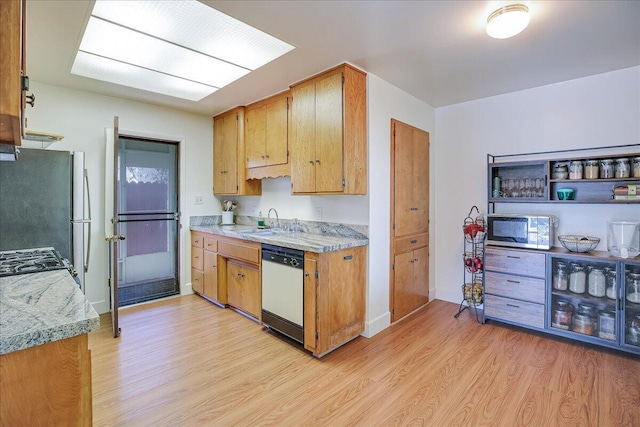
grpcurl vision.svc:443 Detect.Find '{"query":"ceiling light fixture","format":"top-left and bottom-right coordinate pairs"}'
top-left (71, 0), bottom-right (294, 101)
top-left (486, 4), bottom-right (530, 39)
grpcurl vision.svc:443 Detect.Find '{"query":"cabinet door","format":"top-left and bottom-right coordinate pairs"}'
top-left (192, 268), bottom-right (204, 294)
top-left (393, 121), bottom-right (429, 237)
top-left (203, 251), bottom-right (218, 301)
top-left (213, 113), bottom-right (238, 194)
top-left (290, 82), bottom-right (316, 193)
top-left (315, 247), bottom-right (366, 354)
top-left (314, 71), bottom-right (344, 192)
top-left (392, 249), bottom-right (429, 321)
top-left (227, 261), bottom-right (260, 318)
top-left (0, 0), bottom-right (23, 145)
top-left (245, 105), bottom-right (267, 168)
top-left (265, 96), bottom-right (288, 166)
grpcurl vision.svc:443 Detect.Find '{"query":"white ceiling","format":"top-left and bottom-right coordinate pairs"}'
top-left (26, 1), bottom-right (640, 117)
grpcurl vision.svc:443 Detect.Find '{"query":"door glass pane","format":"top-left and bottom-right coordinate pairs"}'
top-left (116, 138), bottom-right (179, 306)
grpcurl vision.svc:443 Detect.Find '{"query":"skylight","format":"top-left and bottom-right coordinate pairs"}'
top-left (71, 0), bottom-right (295, 101)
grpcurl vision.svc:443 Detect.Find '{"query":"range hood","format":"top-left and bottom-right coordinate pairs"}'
top-left (23, 129), bottom-right (64, 143)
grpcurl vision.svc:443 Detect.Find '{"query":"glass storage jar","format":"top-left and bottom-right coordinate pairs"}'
top-left (569, 264), bottom-right (586, 294)
top-left (584, 160), bottom-right (599, 179)
top-left (552, 300), bottom-right (573, 330)
top-left (633, 157), bottom-right (640, 178)
top-left (598, 311), bottom-right (616, 341)
top-left (600, 159), bottom-right (614, 178)
top-left (627, 314), bottom-right (640, 346)
top-left (588, 268), bottom-right (606, 297)
top-left (553, 261), bottom-right (568, 291)
top-left (572, 312), bottom-right (595, 336)
top-left (605, 269), bottom-right (617, 299)
top-left (569, 160), bottom-right (583, 180)
top-left (553, 164), bottom-right (569, 180)
top-left (615, 158), bottom-right (630, 178)
top-left (627, 272), bottom-right (640, 304)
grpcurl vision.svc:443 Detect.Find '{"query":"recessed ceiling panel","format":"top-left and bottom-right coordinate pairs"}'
top-left (91, 0), bottom-right (295, 70)
top-left (71, 51), bottom-right (217, 101)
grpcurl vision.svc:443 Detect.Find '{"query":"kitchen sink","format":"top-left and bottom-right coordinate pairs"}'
top-left (235, 228), bottom-right (277, 236)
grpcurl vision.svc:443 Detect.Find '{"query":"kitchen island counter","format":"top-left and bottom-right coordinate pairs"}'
top-left (0, 269), bottom-right (100, 355)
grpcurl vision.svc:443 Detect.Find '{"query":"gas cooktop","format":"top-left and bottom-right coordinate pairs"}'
top-left (0, 248), bottom-right (75, 278)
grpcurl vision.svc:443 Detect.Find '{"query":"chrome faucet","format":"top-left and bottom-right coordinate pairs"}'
top-left (267, 208), bottom-right (280, 229)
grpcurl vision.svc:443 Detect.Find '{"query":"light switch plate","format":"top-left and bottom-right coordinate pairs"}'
top-left (194, 195), bottom-right (203, 205)
top-left (315, 206), bottom-right (323, 220)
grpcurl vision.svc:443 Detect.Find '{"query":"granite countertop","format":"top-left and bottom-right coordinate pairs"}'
top-left (0, 270), bottom-right (100, 355)
top-left (190, 216), bottom-right (369, 253)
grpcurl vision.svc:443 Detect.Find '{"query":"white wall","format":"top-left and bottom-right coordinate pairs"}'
top-left (366, 74), bottom-right (435, 336)
top-left (434, 66), bottom-right (640, 303)
top-left (25, 81), bottom-right (214, 313)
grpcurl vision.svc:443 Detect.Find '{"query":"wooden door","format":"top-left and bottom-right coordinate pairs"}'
top-left (390, 119), bottom-right (430, 323)
top-left (265, 96), bottom-right (288, 166)
top-left (213, 112), bottom-right (238, 194)
top-left (314, 71), bottom-right (344, 192)
top-left (290, 82), bottom-right (316, 193)
top-left (245, 105), bottom-right (267, 168)
top-left (203, 251), bottom-right (218, 301)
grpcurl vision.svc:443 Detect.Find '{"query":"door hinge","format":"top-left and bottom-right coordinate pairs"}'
top-left (342, 179), bottom-right (346, 187)
top-left (342, 74), bottom-right (345, 84)
top-left (287, 101), bottom-right (290, 110)
top-left (393, 223), bottom-right (396, 229)
top-left (315, 270), bottom-right (318, 278)
top-left (236, 185), bottom-right (239, 191)
top-left (393, 129), bottom-right (396, 137)
top-left (392, 263), bottom-right (395, 270)
top-left (392, 309), bottom-right (395, 315)
top-left (236, 114), bottom-right (238, 121)
top-left (315, 332), bottom-right (319, 340)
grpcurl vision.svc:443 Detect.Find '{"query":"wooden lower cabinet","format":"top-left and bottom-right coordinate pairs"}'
top-left (191, 232), bottom-right (222, 304)
top-left (303, 246), bottom-right (366, 356)
top-left (0, 334), bottom-right (92, 426)
top-left (226, 260), bottom-right (260, 319)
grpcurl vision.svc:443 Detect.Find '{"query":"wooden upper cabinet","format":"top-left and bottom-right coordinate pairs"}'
top-left (0, 0), bottom-right (24, 146)
top-left (290, 64), bottom-right (367, 195)
top-left (393, 120), bottom-right (429, 237)
top-left (213, 107), bottom-right (261, 196)
top-left (245, 91), bottom-right (290, 179)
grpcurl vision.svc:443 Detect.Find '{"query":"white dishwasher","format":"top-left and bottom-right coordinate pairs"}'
top-left (261, 244), bottom-right (305, 343)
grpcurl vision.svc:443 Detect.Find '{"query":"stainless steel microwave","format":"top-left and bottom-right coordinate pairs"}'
top-left (486, 214), bottom-right (555, 250)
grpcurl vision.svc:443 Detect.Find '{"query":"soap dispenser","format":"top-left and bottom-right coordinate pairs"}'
top-left (258, 211), bottom-right (265, 227)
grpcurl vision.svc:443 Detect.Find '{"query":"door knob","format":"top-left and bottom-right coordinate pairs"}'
top-left (105, 234), bottom-right (126, 242)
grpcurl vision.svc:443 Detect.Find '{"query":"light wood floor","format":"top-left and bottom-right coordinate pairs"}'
top-left (89, 296), bottom-right (640, 426)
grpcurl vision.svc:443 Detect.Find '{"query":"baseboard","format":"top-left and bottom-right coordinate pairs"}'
top-left (362, 311), bottom-right (390, 338)
top-left (90, 299), bottom-right (108, 315)
top-left (181, 283), bottom-right (194, 296)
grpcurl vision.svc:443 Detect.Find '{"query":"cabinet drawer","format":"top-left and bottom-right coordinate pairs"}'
top-left (204, 236), bottom-right (218, 252)
top-left (485, 247), bottom-right (545, 278)
top-left (485, 295), bottom-right (545, 329)
top-left (218, 240), bottom-right (260, 265)
top-left (191, 233), bottom-right (204, 248)
top-left (191, 247), bottom-right (204, 271)
top-left (395, 232), bottom-right (428, 254)
top-left (192, 268), bottom-right (203, 294)
top-left (484, 271), bottom-right (545, 304)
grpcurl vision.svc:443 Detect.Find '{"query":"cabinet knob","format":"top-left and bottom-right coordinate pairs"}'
top-left (309, 160), bottom-right (314, 164)
top-left (315, 159), bottom-right (320, 163)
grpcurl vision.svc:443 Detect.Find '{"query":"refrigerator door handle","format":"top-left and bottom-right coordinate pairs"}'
top-left (84, 170), bottom-right (92, 273)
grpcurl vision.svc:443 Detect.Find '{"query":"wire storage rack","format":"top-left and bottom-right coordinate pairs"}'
top-left (454, 205), bottom-right (485, 323)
